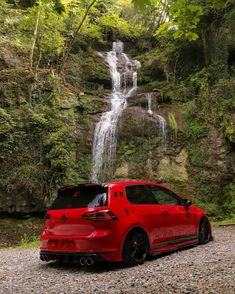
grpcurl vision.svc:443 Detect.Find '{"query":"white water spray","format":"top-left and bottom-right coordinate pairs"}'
top-left (91, 42), bottom-right (141, 182)
top-left (147, 93), bottom-right (153, 115)
top-left (156, 114), bottom-right (167, 147)
top-left (147, 92), bottom-right (167, 147)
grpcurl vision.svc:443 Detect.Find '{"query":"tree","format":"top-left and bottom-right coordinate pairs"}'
top-left (29, 0), bottom-right (41, 70)
top-left (133, 0), bottom-right (232, 42)
top-left (21, 0), bottom-right (65, 71)
top-left (59, 0), bottom-right (99, 73)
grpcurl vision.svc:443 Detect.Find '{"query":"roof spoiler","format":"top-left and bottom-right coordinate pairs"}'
top-left (58, 183), bottom-right (102, 192)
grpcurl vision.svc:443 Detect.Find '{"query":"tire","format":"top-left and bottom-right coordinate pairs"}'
top-left (122, 228), bottom-right (149, 266)
top-left (198, 217), bottom-right (211, 244)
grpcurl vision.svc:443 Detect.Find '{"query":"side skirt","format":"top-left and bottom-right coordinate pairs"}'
top-left (151, 235), bottom-right (198, 256)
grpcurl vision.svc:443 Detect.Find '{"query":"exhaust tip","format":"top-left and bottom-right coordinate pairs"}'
top-left (86, 257), bottom-right (94, 266)
top-left (79, 256), bottom-right (95, 266)
top-left (42, 254), bottom-right (51, 262)
top-left (79, 257), bottom-right (86, 266)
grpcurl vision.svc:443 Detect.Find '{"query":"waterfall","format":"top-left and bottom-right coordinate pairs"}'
top-left (156, 114), bottom-right (167, 147)
top-left (147, 92), bottom-right (167, 147)
top-left (91, 42), bottom-right (141, 182)
top-left (147, 93), bottom-right (153, 115)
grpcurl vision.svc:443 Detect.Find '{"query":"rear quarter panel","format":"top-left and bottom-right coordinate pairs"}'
top-left (108, 184), bottom-right (152, 249)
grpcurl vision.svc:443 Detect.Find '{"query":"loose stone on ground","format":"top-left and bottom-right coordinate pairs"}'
top-left (0, 227), bottom-right (234, 294)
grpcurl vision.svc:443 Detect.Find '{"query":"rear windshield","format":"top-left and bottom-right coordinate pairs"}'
top-left (51, 185), bottom-right (108, 209)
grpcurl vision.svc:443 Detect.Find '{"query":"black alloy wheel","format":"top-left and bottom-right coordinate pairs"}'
top-left (122, 229), bottom-right (149, 266)
top-left (198, 217), bottom-right (211, 244)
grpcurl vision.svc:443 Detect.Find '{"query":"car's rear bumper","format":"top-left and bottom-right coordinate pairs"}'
top-left (40, 232), bottom-right (122, 262)
top-left (40, 250), bottom-right (106, 264)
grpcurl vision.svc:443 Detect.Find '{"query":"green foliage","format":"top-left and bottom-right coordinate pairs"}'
top-left (75, 153), bottom-right (93, 181)
top-left (0, 72), bottom-right (76, 205)
top-left (188, 143), bottom-right (207, 167)
top-left (0, 108), bottom-right (16, 160)
top-left (193, 176), bottom-right (215, 200)
top-left (0, 0), bottom-right (18, 34)
top-left (0, 0), bottom-right (11, 30)
top-left (131, 0), bottom-right (165, 35)
top-left (219, 182), bottom-right (235, 217)
top-left (208, 78), bottom-right (235, 115)
top-left (118, 138), bottom-right (149, 167)
top-left (207, 0), bottom-right (229, 10)
top-left (24, 84), bottom-right (74, 186)
top-left (94, 0), bottom-right (146, 38)
top-left (19, 1), bottom-right (65, 66)
top-left (168, 0), bottom-right (203, 41)
top-left (6, 164), bottom-right (43, 194)
top-left (184, 101), bottom-right (208, 139)
top-left (135, 49), bottom-right (166, 83)
top-left (151, 0), bottom-right (204, 41)
top-left (53, 0), bottom-right (66, 15)
top-left (132, 0), bottom-right (151, 10)
top-left (193, 199), bottom-right (219, 218)
top-left (0, 0), bottom-right (234, 223)
top-left (225, 123), bottom-right (235, 143)
top-left (187, 121), bottom-right (208, 139)
top-left (214, 214), bottom-right (235, 225)
top-left (154, 0), bottom-right (229, 42)
top-left (99, 12), bottom-right (131, 36)
top-left (168, 112), bottom-right (178, 142)
top-left (45, 126), bottom-right (72, 180)
top-left (190, 75), bottom-right (235, 141)
top-left (0, 218), bottom-right (42, 247)
top-left (18, 238), bottom-right (40, 249)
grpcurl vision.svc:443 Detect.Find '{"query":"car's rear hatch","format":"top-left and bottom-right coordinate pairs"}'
top-left (44, 184), bottom-right (109, 237)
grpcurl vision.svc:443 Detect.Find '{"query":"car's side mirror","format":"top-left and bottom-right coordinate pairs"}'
top-left (183, 199), bottom-right (192, 208)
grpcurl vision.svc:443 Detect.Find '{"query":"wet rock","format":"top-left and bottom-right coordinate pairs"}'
top-left (127, 92), bottom-right (157, 112)
top-left (118, 107), bottom-right (162, 138)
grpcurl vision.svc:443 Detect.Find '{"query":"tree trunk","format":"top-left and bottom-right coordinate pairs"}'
top-left (59, 0), bottom-right (98, 73)
top-left (30, 2), bottom-right (41, 71)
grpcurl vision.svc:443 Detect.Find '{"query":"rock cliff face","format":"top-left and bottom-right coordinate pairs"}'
top-left (73, 45), bottom-right (234, 217)
top-left (0, 42), bottom-right (234, 216)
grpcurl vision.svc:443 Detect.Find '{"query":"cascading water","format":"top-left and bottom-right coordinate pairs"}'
top-left (156, 114), bottom-right (167, 147)
top-left (91, 42), bottom-right (141, 182)
top-left (147, 92), bottom-right (167, 147)
top-left (147, 93), bottom-right (153, 115)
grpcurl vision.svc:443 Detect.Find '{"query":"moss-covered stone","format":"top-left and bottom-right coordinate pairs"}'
top-left (65, 52), bottom-right (111, 90)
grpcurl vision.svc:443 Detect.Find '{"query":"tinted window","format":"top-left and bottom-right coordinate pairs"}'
top-left (125, 185), bottom-right (158, 204)
top-left (51, 185), bottom-right (108, 209)
top-left (150, 185), bottom-right (179, 205)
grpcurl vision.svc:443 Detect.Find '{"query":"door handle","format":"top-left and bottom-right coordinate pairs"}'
top-left (161, 211), bottom-right (169, 215)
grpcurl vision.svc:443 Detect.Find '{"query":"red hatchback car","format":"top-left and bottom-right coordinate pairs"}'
top-left (40, 181), bottom-right (212, 266)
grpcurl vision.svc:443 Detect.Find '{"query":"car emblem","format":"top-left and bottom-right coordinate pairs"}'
top-left (61, 214), bottom-right (68, 223)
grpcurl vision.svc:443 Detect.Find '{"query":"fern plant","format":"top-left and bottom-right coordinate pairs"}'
top-left (168, 112), bottom-right (178, 143)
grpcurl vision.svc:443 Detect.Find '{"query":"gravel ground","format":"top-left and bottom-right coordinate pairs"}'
top-left (0, 227), bottom-right (234, 294)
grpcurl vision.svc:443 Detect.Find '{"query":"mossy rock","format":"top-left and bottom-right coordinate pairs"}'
top-left (127, 92), bottom-right (157, 111)
top-left (135, 50), bottom-right (166, 85)
top-left (0, 69), bottom-right (35, 107)
top-left (66, 52), bottom-right (111, 90)
top-left (76, 94), bottom-right (109, 115)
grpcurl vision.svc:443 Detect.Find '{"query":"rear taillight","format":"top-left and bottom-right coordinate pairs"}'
top-left (44, 213), bottom-right (51, 220)
top-left (82, 210), bottom-right (118, 221)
